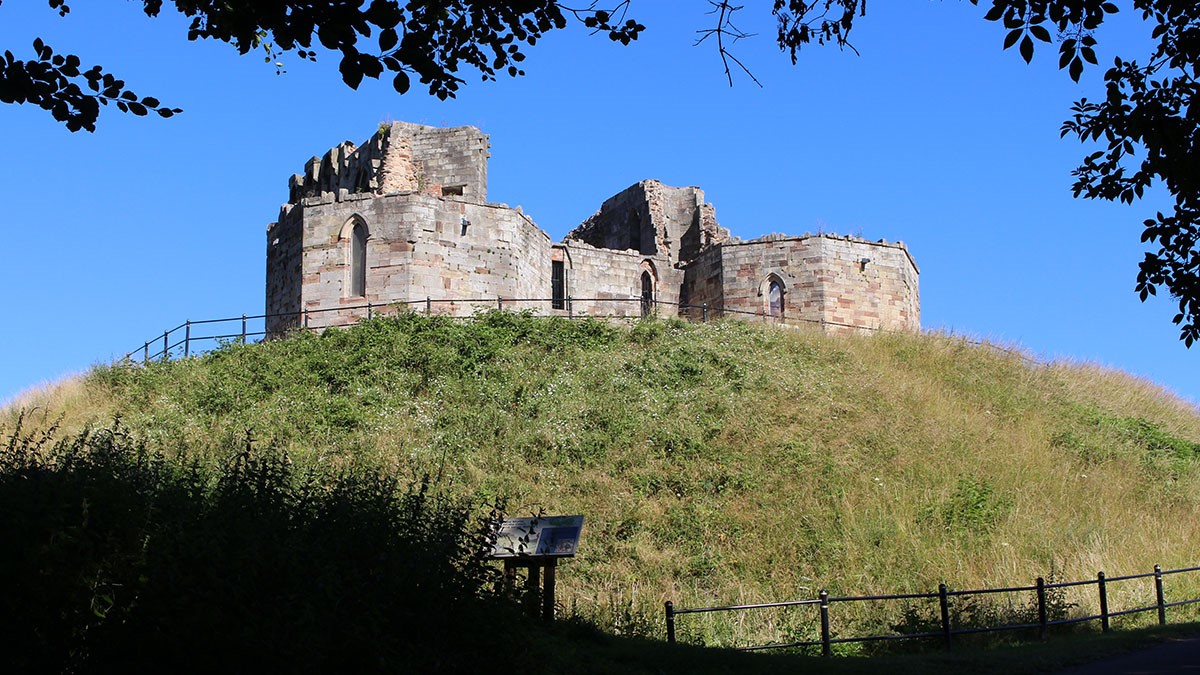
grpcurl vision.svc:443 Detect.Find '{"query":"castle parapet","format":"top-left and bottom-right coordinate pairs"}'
top-left (286, 122), bottom-right (490, 206)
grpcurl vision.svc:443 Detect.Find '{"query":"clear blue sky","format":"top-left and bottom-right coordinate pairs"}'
top-left (1, 1), bottom-right (1196, 408)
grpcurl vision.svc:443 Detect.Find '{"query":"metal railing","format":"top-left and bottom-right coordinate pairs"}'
top-left (664, 564), bottom-right (1200, 654)
top-left (121, 296), bottom-right (878, 364)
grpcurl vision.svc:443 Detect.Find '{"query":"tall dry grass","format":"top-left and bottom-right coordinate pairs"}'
top-left (2, 373), bottom-right (118, 440)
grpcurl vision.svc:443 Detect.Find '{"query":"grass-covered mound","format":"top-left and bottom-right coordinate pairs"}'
top-left (8, 312), bottom-right (1200, 649)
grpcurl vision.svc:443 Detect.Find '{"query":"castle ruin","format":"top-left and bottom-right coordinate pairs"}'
top-left (266, 122), bottom-right (919, 333)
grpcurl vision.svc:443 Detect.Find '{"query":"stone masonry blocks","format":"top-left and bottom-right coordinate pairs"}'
top-left (266, 123), bottom-right (919, 336)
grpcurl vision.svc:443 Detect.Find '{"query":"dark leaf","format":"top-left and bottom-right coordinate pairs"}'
top-left (339, 53), bottom-right (364, 89)
top-left (1069, 56), bottom-right (1083, 81)
top-left (1003, 28), bottom-right (1021, 50)
top-left (392, 70), bottom-right (410, 94)
top-left (359, 55), bottom-right (383, 79)
top-left (1019, 35), bottom-right (1034, 63)
top-left (380, 28), bottom-right (398, 52)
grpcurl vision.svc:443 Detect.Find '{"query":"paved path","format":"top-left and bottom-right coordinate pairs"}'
top-left (1057, 635), bottom-right (1200, 674)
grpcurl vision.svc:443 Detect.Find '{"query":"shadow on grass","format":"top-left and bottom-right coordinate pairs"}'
top-left (535, 620), bottom-right (1200, 675)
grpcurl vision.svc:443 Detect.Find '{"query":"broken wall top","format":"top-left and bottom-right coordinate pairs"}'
top-left (286, 122), bottom-right (490, 206)
top-left (565, 180), bottom-right (731, 265)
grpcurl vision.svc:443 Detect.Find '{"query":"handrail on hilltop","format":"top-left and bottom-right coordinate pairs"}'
top-left (121, 295), bottom-right (1041, 367)
top-left (121, 296), bottom-right (890, 364)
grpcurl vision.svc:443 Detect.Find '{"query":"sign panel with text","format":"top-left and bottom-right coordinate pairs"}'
top-left (490, 515), bottom-right (584, 559)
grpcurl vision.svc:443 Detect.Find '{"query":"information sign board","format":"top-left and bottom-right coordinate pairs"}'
top-left (491, 515), bottom-right (584, 559)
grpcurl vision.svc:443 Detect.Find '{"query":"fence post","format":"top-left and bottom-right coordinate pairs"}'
top-left (143, 342), bottom-right (149, 365)
top-left (1036, 576), bottom-right (1047, 640)
top-left (426, 296), bottom-right (431, 315)
top-left (702, 303), bottom-right (708, 323)
top-left (1097, 571), bottom-right (1110, 633)
top-left (498, 297), bottom-right (504, 310)
top-left (665, 601), bottom-right (676, 644)
top-left (162, 331), bottom-right (169, 361)
top-left (367, 301), bottom-right (373, 320)
top-left (241, 314), bottom-right (247, 344)
top-left (303, 308), bottom-right (309, 329)
top-left (939, 583), bottom-right (951, 648)
top-left (1155, 564), bottom-right (1166, 625)
top-left (567, 295), bottom-right (573, 318)
top-left (184, 321), bottom-right (191, 358)
top-left (819, 589), bottom-right (831, 657)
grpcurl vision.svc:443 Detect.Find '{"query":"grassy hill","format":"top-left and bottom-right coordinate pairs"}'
top-left (6, 312), bottom-right (1200, 649)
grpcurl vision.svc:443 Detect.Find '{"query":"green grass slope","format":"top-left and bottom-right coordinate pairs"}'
top-left (7, 312), bottom-right (1200, 648)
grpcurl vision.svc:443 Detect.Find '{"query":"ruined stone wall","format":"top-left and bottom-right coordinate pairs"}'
top-left (714, 236), bottom-right (827, 325)
top-left (286, 122), bottom-right (489, 205)
top-left (806, 236), bottom-right (919, 332)
top-left (713, 235), bottom-right (919, 331)
top-left (557, 243), bottom-right (681, 317)
top-left (659, 185), bottom-right (723, 262)
top-left (510, 211), bottom-right (553, 303)
top-left (400, 123), bottom-right (489, 202)
top-left (267, 123), bottom-right (920, 338)
top-left (391, 200), bottom-right (542, 315)
top-left (280, 192), bottom-right (551, 329)
top-left (680, 246), bottom-right (725, 320)
top-left (398, 200), bottom-right (551, 313)
top-left (565, 180), bottom-right (729, 265)
top-left (265, 207), bottom-right (304, 334)
top-left (288, 192), bottom-right (410, 329)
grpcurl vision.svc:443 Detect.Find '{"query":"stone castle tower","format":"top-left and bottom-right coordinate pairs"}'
top-left (266, 122), bottom-right (919, 333)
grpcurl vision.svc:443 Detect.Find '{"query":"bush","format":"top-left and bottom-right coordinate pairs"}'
top-left (0, 418), bottom-right (517, 673)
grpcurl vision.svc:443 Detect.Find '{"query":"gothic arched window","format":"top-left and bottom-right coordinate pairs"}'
top-left (348, 219), bottom-right (368, 297)
top-left (768, 279), bottom-right (784, 317)
top-left (640, 270), bottom-right (654, 318)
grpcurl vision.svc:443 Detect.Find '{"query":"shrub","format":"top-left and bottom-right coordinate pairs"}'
top-left (0, 419), bottom-right (517, 673)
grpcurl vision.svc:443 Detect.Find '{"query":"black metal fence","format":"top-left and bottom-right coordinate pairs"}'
top-left (664, 564), bottom-right (1200, 654)
top-left (122, 296), bottom-right (869, 363)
